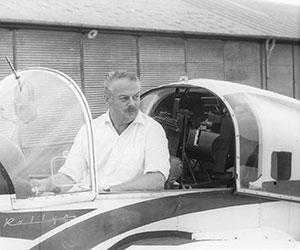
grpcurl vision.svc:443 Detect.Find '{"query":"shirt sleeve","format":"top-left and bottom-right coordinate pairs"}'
top-left (59, 125), bottom-right (88, 183)
top-left (143, 119), bottom-right (170, 180)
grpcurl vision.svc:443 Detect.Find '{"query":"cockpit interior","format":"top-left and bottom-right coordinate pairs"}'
top-left (141, 86), bottom-right (236, 189)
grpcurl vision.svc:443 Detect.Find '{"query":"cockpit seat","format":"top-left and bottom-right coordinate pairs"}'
top-left (213, 113), bottom-right (234, 173)
top-left (165, 156), bottom-right (183, 189)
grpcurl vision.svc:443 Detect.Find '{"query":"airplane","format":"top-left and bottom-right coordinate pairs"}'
top-left (0, 63), bottom-right (299, 250)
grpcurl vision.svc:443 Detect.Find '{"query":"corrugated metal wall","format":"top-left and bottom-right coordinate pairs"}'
top-left (83, 33), bottom-right (137, 117)
top-left (0, 29), bottom-right (15, 141)
top-left (186, 39), bottom-right (224, 80)
top-left (0, 28), bottom-right (299, 118)
top-left (0, 29), bottom-right (14, 80)
top-left (295, 45), bottom-right (300, 99)
top-left (268, 44), bottom-right (294, 97)
top-left (139, 36), bottom-right (185, 89)
top-left (224, 41), bottom-right (261, 88)
top-left (15, 29), bottom-right (82, 85)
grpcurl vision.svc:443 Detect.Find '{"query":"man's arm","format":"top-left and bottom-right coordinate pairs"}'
top-left (30, 125), bottom-right (88, 195)
top-left (30, 173), bottom-right (75, 194)
top-left (108, 172), bottom-right (165, 192)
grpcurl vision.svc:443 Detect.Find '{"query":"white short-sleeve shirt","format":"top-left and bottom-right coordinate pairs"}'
top-left (59, 111), bottom-right (170, 189)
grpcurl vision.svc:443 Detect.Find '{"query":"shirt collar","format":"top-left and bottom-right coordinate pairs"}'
top-left (104, 110), bottom-right (145, 125)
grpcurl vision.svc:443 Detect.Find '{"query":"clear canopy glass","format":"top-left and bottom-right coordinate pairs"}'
top-left (0, 68), bottom-right (95, 201)
top-left (226, 93), bottom-right (300, 201)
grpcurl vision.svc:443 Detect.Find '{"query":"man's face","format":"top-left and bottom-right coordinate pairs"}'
top-left (107, 78), bottom-right (141, 126)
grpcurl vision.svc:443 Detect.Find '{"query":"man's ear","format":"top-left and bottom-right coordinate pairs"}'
top-left (104, 87), bottom-right (113, 105)
top-left (104, 93), bottom-right (111, 105)
top-left (104, 94), bottom-right (108, 104)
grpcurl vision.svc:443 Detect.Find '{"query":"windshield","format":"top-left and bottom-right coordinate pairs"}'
top-left (225, 94), bottom-right (259, 188)
top-left (0, 68), bottom-right (94, 201)
top-left (226, 93), bottom-right (300, 201)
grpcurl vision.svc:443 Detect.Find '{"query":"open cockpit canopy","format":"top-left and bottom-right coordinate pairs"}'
top-left (140, 79), bottom-right (300, 202)
top-left (0, 68), bottom-right (96, 208)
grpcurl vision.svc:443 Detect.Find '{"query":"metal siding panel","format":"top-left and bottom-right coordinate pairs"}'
top-left (84, 87), bottom-right (106, 117)
top-left (269, 44), bottom-right (293, 97)
top-left (0, 29), bottom-right (14, 80)
top-left (269, 66), bottom-right (293, 97)
top-left (139, 36), bottom-right (185, 90)
top-left (186, 39), bottom-right (224, 80)
top-left (15, 29), bottom-right (82, 85)
top-left (294, 45), bottom-right (300, 100)
top-left (224, 41), bottom-right (261, 88)
top-left (83, 33), bottom-right (137, 118)
top-left (269, 44), bottom-right (294, 66)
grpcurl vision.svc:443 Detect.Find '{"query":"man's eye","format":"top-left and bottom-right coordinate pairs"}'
top-left (120, 97), bottom-right (129, 101)
top-left (134, 94), bottom-right (140, 100)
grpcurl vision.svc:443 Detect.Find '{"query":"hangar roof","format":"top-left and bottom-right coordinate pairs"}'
top-left (0, 0), bottom-right (299, 41)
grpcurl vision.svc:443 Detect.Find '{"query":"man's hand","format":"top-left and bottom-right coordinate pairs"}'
top-left (30, 178), bottom-right (54, 195)
top-left (30, 173), bottom-right (75, 195)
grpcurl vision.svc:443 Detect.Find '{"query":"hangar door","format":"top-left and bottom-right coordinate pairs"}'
top-left (268, 44), bottom-right (294, 98)
top-left (15, 29), bottom-right (82, 85)
top-left (185, 39), bottom-right (262, 88)
top-left (139, 36), bottom-right (186, 91)
top-left (186, 39), bottom-right (225, 81)
top-left (224, 41), bottom-right (261, 88)
top-left (294, 45), bottom-right (300, 100)
top-left (83, 33), bottom-right (137, 118)
top-left (0, 29), bottom-right (14, 80)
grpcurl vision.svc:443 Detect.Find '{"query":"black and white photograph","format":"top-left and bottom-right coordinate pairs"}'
top-left (0, 0), bottom-right (299, 249)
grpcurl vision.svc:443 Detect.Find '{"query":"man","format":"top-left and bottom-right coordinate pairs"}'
top-left (31, 71), bottom-right (170, 193)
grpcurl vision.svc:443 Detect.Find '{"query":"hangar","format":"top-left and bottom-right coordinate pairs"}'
top-left (0, 0), bottom-right (299, 117)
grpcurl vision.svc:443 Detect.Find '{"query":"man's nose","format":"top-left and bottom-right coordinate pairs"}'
top-left (128, 97), bottom-right (135, 106)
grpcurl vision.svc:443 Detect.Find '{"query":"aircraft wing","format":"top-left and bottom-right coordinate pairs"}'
top-left (0, 237), bottom-right (33, 250)
top-left (126, 241), bottom-right (300, 250)
top-left (124, 228), bottom-right (298, 250)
